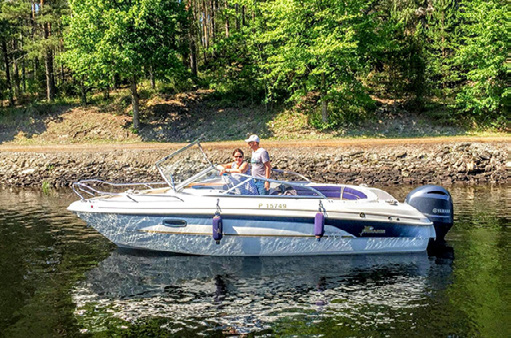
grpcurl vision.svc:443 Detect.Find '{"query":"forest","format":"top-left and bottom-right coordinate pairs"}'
top-left (0, 0), bottom-right (507, 130)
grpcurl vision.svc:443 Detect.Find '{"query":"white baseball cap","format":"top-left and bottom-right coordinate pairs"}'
top-left (245, 134), bottom-right (260, 143)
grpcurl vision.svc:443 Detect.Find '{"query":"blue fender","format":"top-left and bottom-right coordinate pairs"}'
top-left (314, 212), bottom-right (325, 240)
top-left (212, 215), bottom-right (223, 243)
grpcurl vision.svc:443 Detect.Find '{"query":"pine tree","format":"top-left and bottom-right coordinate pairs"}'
top-left (454, 0), bottom-right (506, 122)
top-left (422, 0), bottom-right (461, 105)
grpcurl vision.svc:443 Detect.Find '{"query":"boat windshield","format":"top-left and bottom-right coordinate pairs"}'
top-left (154, 141), bottom-right (376, 200)
top-left (156, 141), bottom-right (217, 191)
top-left (155, 141), bottom-right (323, 196)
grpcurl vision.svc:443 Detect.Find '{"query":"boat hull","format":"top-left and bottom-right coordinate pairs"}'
top-left (74, 210), bottom-right (435, 256)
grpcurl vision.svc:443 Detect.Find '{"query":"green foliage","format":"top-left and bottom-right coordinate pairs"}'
top-left (41, 181), bottom-right (51, 195)
top-left (309, 88), bottom-right (376, 130)
top-left (63, 0), bottom-right (189, 128)
top-left (0, 0), bottom-right (67, 103)
top-left (422, 0), bottom-right (460, 100)
top-left (205, 33), bottom-right (266, 104)
top-left (252, 0), bottom-right (375, 125)
top-left (1, 0), bottom-right (507, 129)
top-left (418, 0), bottom-right (507, 127)
top-left (453, 0), bottom-right (507, 123)
top-left (64, 0), bottom-right (187, 90)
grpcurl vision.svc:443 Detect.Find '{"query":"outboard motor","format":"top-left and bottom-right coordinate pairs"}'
top-left (405, 185), bottom-right (453, 242)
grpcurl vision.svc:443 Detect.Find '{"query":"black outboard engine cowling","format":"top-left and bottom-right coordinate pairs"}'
top-left (405, 185), bottom-right (453, 242)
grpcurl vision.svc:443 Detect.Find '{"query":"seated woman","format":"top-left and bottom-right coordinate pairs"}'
top-left (217, 148), bottom-right (249, 174)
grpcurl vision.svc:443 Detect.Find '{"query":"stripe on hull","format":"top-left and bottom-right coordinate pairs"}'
top-left (80, 212), bottom-right (429, 238)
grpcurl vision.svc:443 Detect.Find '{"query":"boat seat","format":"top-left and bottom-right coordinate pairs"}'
top-left (339, 186), bottom-right (367, 200)
top-left (310, 186), bottom-right (342, 198)
top-left (270, 185), bottom-right (298, 195)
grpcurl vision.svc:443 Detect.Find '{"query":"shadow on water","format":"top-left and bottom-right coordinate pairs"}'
top-left (427, 240), bottom-right (455, 263)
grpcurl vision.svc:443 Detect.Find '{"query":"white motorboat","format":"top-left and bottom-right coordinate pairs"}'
top-left (67, 141), bottom-right (453, 256)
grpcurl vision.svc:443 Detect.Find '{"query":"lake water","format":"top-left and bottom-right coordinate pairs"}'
top-left (0, 185), bottom-right (508, 337)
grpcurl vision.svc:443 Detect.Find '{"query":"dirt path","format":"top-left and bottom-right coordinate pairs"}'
top-left (0, 136), bottom-right (508, 153)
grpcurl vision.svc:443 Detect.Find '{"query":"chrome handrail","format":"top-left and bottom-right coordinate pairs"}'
top-left (220, 173), bottom-right (326, 198)
top-left (271, 169), bottom-right (310, 182)
top-left (71, 179), bottom-right (168, 200)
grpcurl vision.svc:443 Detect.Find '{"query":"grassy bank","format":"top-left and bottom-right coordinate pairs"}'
top-left (0, 87), bottom-right (508, 146)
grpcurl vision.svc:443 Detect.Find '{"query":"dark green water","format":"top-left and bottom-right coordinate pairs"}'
top-left (0, 185), bottom-right (509, 337)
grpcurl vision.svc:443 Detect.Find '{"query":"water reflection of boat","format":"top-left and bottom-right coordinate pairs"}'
top-left (84, 249), bottom-right (433, 298)
top-left (73, 248), bottom-right (453, 334)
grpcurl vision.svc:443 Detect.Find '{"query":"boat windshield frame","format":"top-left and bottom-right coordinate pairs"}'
top-left (155, 140), bottom-right (215, 191)
top-left (175, 166), bottom-right (218, 191)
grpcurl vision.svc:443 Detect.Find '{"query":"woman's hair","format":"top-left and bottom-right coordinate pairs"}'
top-left (232, 148), bottom-right (244, 157)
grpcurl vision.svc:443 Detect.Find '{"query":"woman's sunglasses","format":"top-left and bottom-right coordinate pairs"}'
top-left (234, 155), bottom-right (243, 158)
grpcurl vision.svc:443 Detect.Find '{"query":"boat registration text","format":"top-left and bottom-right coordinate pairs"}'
top-left (258, 203), bottom-right (287, 209)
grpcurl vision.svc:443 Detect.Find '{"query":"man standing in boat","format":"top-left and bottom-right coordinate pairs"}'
top-left (245, 134), bottom-right (272, 195)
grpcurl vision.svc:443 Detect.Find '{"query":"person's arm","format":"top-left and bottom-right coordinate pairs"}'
top-left (228, 161), bottom-right (248, 174)
top-left (263, 161), bottom-right (272, 190)
top-left (217, 163), bottom-right (232, 174)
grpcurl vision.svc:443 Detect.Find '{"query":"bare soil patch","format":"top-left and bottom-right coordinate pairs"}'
top-left (1, 137), bottom-right (509, 153)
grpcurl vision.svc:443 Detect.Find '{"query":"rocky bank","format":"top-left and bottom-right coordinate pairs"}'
top-left (0, 141), bottom-right (508, 188)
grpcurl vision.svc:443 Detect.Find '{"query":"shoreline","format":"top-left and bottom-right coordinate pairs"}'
top-left (1, 139), bottom-right (508, 187)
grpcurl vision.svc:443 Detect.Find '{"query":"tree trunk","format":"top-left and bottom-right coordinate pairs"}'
top-left (13, 59), bottom-right (20, 101)
top-left (13, 40), bottom-right (20, 101)
top-left (189, 37), bottom-right (198, 77)
top-left (34, 57), bottom-right (38, 81)
top-left (59, 39), bottom-right (65, 85)
top-left (203, 0), bottom-right (208, 49)
top-left (103, 86), bottom-right (110, 100)
top-left (44, 49), bottom-right (56, 101)
top-left (31, 2), bottom-right (37, 82)
top-left (130, 77), bottom-right (140, 131)
top-left (61, 63), bottom-right (65, 85)
top-left (225, 0), bottom-right (229, 38)
top-left (149, 66), bottom-right (156, 89)
top-left (41, 0), bottom-right (56, 102)
top-left (210, 0), bottom-right (215, 41)
top-left (201, 1), bottom-right (208, 64)
top-left (235, 4), bottom-right (240, 30)
top-left (112, 74), bottom-right (118, 90)
top-left (321, 73), bottom-right (328, 124)
top-left (186, 0), bottom-right (198, 77)
top-left (2, 41), bottom-right (14, 106)
top-left (22, 57), bottom-right (26, 92)
top-left (321, 100), bottom-right (328, 124)
top-left (21, 37), bottom-right (26, 92)
top-left (80, 79), bottom-right (87, 105)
